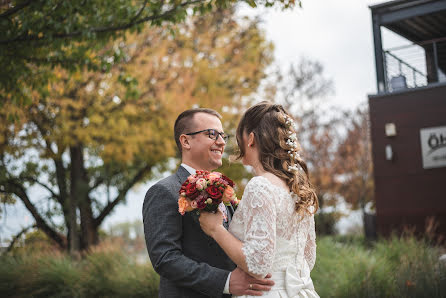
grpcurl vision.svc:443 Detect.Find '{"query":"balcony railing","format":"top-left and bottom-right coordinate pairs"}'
top-left (383, 38), bottom-right (446, 93)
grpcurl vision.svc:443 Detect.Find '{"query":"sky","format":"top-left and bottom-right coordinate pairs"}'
top-left (247, 0), bottom-right (408, 109)
top-left (1, 0), bottom-right (410, 243)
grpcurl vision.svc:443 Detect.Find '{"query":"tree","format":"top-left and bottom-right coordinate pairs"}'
top-left (0, 8), bottom-right (273, 253)
top-left (107, 220), bottom-right (147, 254)
top-left (335, 105), bottom-right (374, 232)
top-left (260, 59), bottom-right (349, 234)
top-left (0, 0), bottom-right (298, 105)
top-left (262, 59), bottom-right (339, 204)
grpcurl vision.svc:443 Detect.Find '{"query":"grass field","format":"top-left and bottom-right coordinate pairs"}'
top-left (1, 235), bottom-right (445, 298)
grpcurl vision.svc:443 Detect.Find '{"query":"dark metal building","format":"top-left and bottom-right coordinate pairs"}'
top-left (369, 0), bottom-right (446, 238)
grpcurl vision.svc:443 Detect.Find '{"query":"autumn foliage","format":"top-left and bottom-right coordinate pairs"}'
top-left (0, 8), bottom-right (273, 253)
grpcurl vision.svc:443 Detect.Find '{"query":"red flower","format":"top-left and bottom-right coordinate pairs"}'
top-left (196, 196), bottom-right (206, 209)
top-left (186, 183), bottom-right (199, 199)
top-left (221, 175), bottom-right (234, 187)
top-left (179, 184), bottom-right (187, 194)
top-left (206, 185), bottom-right (222, 200)
top-left (178, 171), bottom-right (239, 216)
top-left (196, 170), bottom-right (210, 177)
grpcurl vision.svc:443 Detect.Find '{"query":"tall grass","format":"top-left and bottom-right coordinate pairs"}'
top-left (0, 243), bottom-right (158, 298)
top-left (1, 235), bottom-right (444, 297)
top-left (312, 235), bottom-right (446, 298)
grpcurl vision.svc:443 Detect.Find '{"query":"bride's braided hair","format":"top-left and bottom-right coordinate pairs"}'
top-left (236, 101), bottom-right (318, 216)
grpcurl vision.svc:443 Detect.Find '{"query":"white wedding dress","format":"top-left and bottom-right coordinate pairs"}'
top-left (229, 176), bottom-right (319, 298)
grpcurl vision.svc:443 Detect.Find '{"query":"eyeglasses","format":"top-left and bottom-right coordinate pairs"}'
top-left (185, 129), bottom-right (230, 142)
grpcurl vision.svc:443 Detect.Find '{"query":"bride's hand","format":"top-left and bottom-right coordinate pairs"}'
top-left (199, 210), bottom-right (223, 237)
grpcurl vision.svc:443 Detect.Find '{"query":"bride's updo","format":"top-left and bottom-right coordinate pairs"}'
top-left (236, 101), bottom-right (318, 215)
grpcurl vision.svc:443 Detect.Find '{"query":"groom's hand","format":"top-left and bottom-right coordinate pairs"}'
top-left (229, 267), bottom-right (274, 296)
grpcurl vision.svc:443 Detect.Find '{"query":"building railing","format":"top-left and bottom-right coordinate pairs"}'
top-left (383, 38), bottom-right (446, 93)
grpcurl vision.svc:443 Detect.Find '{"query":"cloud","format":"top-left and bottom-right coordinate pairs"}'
top-left (240, 0), bottom-right (401, 108)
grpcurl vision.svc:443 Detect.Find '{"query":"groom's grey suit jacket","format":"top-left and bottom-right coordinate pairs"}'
top-left (143, 166), bottom-right (236, 298)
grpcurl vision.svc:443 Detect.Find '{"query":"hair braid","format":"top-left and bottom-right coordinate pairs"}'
top-left (236, 101), bottom-right (318, 216)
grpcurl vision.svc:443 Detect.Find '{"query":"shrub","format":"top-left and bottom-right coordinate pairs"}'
top-left (0, 242), bottom-right (158, 298)
top-left (1, 235), bottom-right (444, 298)
top-left (312, 235), bottom-right (446, 298)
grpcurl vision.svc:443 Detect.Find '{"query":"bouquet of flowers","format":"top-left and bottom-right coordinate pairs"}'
top-left (178, 170), bottom-right (239, 216)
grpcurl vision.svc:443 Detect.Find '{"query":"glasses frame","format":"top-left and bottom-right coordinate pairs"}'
top-left (185, 129), bottom-right (230, 142)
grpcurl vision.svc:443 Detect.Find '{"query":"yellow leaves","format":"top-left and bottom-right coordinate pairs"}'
top-left (102, 143), bottom-right (134, 164)
top-left (116, 118), bottom-right (129, 130)
top-left (72, 72), bottom-right (82, 81)
top-left (89, 114), bottom-right (103, 126)
top-left (87, 52), bottom-right (96, 59)
top-left (2, 8), bottom-right (271, 168)
top-left (122, 104), bottom-right (138, 116)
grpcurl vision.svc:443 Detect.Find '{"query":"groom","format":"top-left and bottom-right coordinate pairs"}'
top-left (143, 108), bottom-right (274, 297)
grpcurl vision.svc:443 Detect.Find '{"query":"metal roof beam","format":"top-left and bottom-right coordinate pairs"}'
top-left (379, 1), bottom-right (446, 25)
top-left (372, 13), bottom-right (387, 93)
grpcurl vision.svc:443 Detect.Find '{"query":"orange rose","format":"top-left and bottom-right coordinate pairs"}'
top-left (208, 172), bottom-right (222, 183)
top-left (178, 197), bottom-right (194, 215)
top-left (222, 186), bottom-right (235, 203)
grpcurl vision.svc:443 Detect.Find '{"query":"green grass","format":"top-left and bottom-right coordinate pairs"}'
top-left (0, 235), bottom-right (444, 298)
top-left (312, 235), bottom-right (446, 298)
top-left (0, 244), bottom-right (158, 298)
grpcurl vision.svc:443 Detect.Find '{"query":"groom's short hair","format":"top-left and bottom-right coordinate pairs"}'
top-left (174, 108), bottom-right (222, 154)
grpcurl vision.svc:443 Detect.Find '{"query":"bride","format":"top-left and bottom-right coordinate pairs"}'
top-left (200, 102), bottom-right (320, 298)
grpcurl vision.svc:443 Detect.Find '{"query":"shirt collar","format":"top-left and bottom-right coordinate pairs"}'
top-left (180, 163), bottom-right (196, 175)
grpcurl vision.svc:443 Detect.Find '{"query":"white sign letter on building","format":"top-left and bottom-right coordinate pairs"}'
top-left (420, 126), bottom-right (446, 169)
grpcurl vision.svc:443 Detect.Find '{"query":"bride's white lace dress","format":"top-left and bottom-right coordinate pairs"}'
top-left (229, 176), bottom-right (319, 298)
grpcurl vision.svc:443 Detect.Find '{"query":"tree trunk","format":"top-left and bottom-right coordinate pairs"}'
top-left (360, 194), bottom-right (376, 240)
top-left (69, 146), bottom-right (82, 254)
top-left (79, 194), bottom-right (99, 249)
top-left (54, 158), bottom-right (74, 253)
top-left (70, 144), bottom-right (98, 251)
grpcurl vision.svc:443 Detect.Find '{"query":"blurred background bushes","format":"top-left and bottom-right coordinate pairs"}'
top-left (1, 226), bottom-right (445, 298)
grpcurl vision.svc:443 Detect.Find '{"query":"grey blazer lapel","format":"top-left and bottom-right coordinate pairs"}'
top-left (176, 166), bottom-right (201, 222)
top-left (176, 166), bottom-right (191, 185)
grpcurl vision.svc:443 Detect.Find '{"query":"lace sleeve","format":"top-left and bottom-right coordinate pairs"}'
top-left (304, 213), bottom-right (316, 270)
top-left (240, 177), bottom-right (276, 277)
